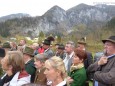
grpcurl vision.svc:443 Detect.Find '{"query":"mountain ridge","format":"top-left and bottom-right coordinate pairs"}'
top-left (0, 4), bottom-right (115, 37)
top-left (0, 13), bottom-right (30, 22)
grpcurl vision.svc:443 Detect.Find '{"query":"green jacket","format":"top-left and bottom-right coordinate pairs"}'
top-left (25, 59), bottom-right (36, 82)
top-left (68, 67), bottom-right (87, 86)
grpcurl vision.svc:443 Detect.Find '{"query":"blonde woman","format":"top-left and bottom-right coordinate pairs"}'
top-left (0, 51), bottom-right (30, 86)
top-left (44, 56), bottom-right (68, 86)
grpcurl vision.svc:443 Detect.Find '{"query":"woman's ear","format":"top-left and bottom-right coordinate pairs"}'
top-left (57, 70), bottom-right (61, 76)
top-left (80, 59), bottom-right (83, 63)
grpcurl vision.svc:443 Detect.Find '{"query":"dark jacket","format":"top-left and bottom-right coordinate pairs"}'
top-left (84, 52), bottom-right (93, 69)
top-left (44, 48), bottom-right (54, 58)
top-left (87, 55), bottom-right (115, 86)
top-left (84, 51), bottom-right (93, 80)
top-left (55, 52), bottom-right (66, 60)
top-left (0, 74), bottom-right (15, 86)
top-left (25, 59), bottom-right (36, 83)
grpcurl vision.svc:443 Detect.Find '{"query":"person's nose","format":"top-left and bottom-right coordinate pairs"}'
top-left (44, 69), bottom-right (47, 74)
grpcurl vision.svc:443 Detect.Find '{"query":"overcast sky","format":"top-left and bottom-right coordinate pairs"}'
top-left (0, 0), bottom-right (115, 17)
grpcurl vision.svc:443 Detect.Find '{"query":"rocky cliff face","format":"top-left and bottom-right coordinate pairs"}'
top-left (0, 4), bottom-right (115, 37)
top-left (29, 5), bottom-right (70, 36)
top-left (67, 4), bottom-right (115, 26)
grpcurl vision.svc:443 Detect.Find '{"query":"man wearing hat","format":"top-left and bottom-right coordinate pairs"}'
top-left (42, 39), bottom-right (54, 58)
top-left (77, 39), bottom-right (93, 69)
top-left (2, 42), bottom-right (11, 53)
top-left (23, 46), bottom-right (36, 83)
top-left (77, 39), bottom-right (93, 81)
top-left (87, 36), bottom-right (115, 86)
top-left (55, 44), bottom-right (66, 60)
top-left (0, 48), bottom-right (5, 77)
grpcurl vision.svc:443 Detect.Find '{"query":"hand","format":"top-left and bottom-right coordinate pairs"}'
top-left (98, 56), bottom-right (108, 65)
top-left (67, 76), bottom-right (73, 83)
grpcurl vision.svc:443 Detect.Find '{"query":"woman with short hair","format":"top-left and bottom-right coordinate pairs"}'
top-left (0, 51), bottom-right (30, 86)
top-left (34, 53), bottom-right (48, 85)
top-left (68, 48), bottom-right (87, 86)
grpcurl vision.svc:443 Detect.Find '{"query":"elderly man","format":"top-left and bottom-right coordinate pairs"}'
top-left (77, 40), bottom-right (93, 81)
top-left (42, 39), bottom-right (54, 58)
top-left (87, 36), bottom-right (115, 86)
top-left (63, 41), bottom-right (75, 72)
top-left (55, 44), bottom-right (66, 60)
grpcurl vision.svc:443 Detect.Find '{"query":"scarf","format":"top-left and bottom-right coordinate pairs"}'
top-left (70, 63), bottom-right (84, 72)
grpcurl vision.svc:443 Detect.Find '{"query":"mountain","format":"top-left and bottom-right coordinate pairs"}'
top-left (36, 5), bottom-right (69, 34)
top-left (0, 13), bottom-right (30, 22)
top-left (67, 4), bottom-right (115, 26)
top-left (0, 4), bottom-right (115, 37)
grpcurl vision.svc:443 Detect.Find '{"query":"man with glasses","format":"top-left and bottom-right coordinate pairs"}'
top-left (87, 36), bottom-right (115, 86)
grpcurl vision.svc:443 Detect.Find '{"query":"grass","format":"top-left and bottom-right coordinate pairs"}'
top-left (89, 81), bottom-right (93, 86)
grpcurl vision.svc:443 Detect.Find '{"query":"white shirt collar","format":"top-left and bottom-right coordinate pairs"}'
top-left (69, 51), bottom-right (74, 58)
top-left (44, 48), bottom-right (49, 52)
top-left (56, 80), bottom-right (66, 86)
top-left (25, 59), bottom-right (31, 64)
top-left (48, 80), bottom-right (66, 86)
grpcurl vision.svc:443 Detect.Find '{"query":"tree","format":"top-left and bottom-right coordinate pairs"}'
top-left (38, 31), bottom-right (45, 43)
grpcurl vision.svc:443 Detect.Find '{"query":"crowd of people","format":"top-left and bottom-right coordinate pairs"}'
top-left (0, 35), bottom-right (115, 86)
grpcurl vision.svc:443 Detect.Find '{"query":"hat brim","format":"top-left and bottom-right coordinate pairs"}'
top-left (102, 39), bottom-right (115, 44)
top-left (58, 48), bottom-right (65, 50)
top-left (43, 43), bottom-right (50, 45)
top-left (23, 52), bottom-right (34, 57)
top-left (78, 42), bottom-right (86, 45)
